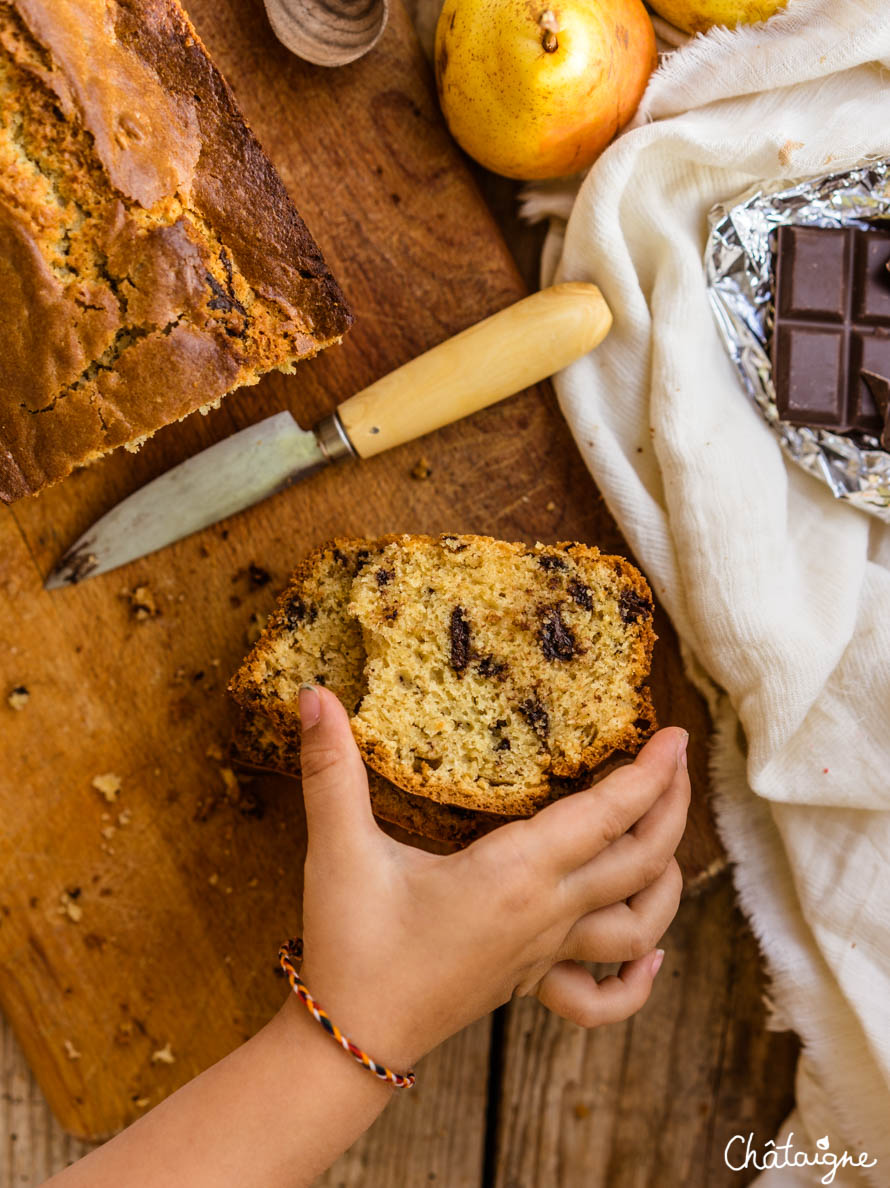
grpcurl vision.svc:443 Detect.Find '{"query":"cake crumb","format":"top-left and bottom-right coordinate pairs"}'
top-left (63, 1040), bottom-right (82, 1061)
top-left (7, 685), bottom-right (29, 711)
top-left (220, 767), bottom-right (240, 797)
top-left (101, 825), bottom-right (117, 840)
top-left (151, 1043), bottom-right (175, 1065)
top-left (545, 500), bottom-right (557, 512)
top-left (59, 893), bottom-right (82, 923)
top-left (92, 773), bottom-right (121, 802)
top-left (134, 1096), bottom-right (151, 1109)
top-left (117, 809), bottom-right (132, 827)
top-left (208, 872), bottom-right (219, 887)
top-left (411, 456), bottom-right (433, 480)
top-left (126, 586), bottom-right (160, 621)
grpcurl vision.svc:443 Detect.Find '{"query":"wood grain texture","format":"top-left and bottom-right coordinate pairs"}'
top-left (491, 874), bottom-right (798, 1188)
top-left (0, 0), bottom-right (719, 1156)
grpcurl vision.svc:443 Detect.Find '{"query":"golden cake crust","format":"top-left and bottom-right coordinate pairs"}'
top-left (0, 0), bottom-right (351, 502)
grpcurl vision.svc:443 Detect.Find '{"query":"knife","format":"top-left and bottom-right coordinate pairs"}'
top-left (46, 283), bottom-right (611, 589)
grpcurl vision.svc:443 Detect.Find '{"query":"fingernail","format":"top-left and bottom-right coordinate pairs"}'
top-left (298, 683), bottom-right (321, 729)
top-left (651, 949), bottom-right (665, 977)
top-left (676, 730), bottom-right (689, 770)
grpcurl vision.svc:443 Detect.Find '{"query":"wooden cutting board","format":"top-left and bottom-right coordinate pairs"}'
top-left (0, 0), bottom-right (721, 1141)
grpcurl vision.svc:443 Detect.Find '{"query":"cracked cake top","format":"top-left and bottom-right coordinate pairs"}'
top-left (0, 0), bottom-right (351, 503)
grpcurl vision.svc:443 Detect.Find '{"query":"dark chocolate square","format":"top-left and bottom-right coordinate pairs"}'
top-left (774, 325), bottom-right (845, 426)
top-left (777, 226), bottom-right (848, 322)
top-left (853, 229), bottom-right (890, 323)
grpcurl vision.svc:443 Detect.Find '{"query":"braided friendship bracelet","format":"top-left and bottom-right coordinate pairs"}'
top-left (279, 938), bottom-right (416, 1089)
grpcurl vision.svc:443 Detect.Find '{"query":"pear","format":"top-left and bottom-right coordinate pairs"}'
top-left (435, 0), bottom-right (656, 180)
top-left (648, 0), bottom-right (788, 35)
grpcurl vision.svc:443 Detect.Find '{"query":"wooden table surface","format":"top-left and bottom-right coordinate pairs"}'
top-left (0, 2), bottom-right (799, 1183)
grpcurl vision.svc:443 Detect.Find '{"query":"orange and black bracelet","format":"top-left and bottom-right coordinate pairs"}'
top-left (278, 938), bottom-right (416, 1089)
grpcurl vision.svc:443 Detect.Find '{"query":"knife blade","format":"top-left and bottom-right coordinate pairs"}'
top-left (46, 283), bottom-right (612, 588)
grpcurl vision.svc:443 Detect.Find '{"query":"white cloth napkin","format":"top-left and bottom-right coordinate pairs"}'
top-left (525, 2), bottom-right (890, 1182)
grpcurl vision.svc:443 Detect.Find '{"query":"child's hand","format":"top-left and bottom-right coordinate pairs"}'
top-left (295, 685), bottom-right (689, 1075)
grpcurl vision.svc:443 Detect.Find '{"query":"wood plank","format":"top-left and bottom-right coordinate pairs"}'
top-left (492, 873), bottom-right (799, 1188)
top-left (0, 0), bottom-right (720, 1160)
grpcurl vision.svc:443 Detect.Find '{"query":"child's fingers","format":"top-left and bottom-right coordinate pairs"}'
top-left (299, 685), bottom-right (379, 843)
top-left (559, 859), bottom-right (682, 965)
top-left (517, 727), bottom-right (688, 877)
top-left (535, 951), bottom-right (664, 1028)
top-left (562, 761), bottom-right (689, 911)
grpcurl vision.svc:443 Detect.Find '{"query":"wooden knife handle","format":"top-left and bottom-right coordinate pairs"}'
top-left (335, 283), bottom-right (612, 459)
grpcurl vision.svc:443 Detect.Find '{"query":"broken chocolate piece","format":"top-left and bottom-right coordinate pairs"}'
top-left (772, 224), bottom-right (890, 433)
top-left (375, 568), bottom-right (394, 587)
top-left (449, 607), bottom-right (471, 673)
top-left (538, 605), bottom-right (576, 661)
top-left (862, 370), bottom-right (890, 450)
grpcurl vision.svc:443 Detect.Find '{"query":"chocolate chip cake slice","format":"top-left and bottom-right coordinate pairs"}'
top-left (349, 535), bottom-right (656, 816)
top-left (0, 0), bottom-right (350, 502)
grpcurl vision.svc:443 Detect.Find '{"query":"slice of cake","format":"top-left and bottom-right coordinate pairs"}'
top-left (349, 535), bottom-right (656, 815)
top-left (0, 0), bottom-right (351, 502)
top-left (230, 534), bottom-right (656, 819)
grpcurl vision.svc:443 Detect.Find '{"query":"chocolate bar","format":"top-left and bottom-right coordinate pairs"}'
top-left (771, 223), bottom-right (890, 435)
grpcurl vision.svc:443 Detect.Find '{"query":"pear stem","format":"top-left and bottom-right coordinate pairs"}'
top-left (540, 9), bottom-right (559, 53)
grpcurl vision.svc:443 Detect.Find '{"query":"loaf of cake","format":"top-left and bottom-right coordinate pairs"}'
top-left (349, 535), bottom-right (656, 815)
top-left (230, 534), bottom-right (656, 819)
top-left (0, 0), bottom-right (351, 503)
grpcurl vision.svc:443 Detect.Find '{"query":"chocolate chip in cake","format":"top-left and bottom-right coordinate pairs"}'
top-left (375, 568), bottom-right (394, 587)
top-left (538, 605), bottom-right (576, 661)
top-left (495, 737), bottom-right (512, 751)
top-left (619, 590), bottom-right (653, 625)
top-left (519, 697), bottom-right (550, 740)
top-left (537, 554), bottom-right (569, 571)
top-left (476, 655), bottom-right (508, 679)
top-left (354, 550), bottom-right (371, 573)
top-left (283, 597), bottom-right (316, 630)
top-left (450, 607), bottom-right (471, 673)
top-left (332, 548), bottom-right (350, 567)
top-left (568, 580), bottom-right (593, 611)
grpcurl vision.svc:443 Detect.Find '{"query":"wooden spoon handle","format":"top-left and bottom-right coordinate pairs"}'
top-left (336, 283), bottom-right (612, 459)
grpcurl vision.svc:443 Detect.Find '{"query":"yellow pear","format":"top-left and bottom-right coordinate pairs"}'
top-left (435, 0), bottom-right (657, 180)
top-left (648, 0), bottom-right (788, 34)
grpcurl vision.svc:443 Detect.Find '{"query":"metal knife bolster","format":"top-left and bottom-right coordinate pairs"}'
top-left (314, 412), bottom-right (356, 462)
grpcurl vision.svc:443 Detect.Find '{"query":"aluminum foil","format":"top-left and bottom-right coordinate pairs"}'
top-left (705, 163), bottom-right (890, 522)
